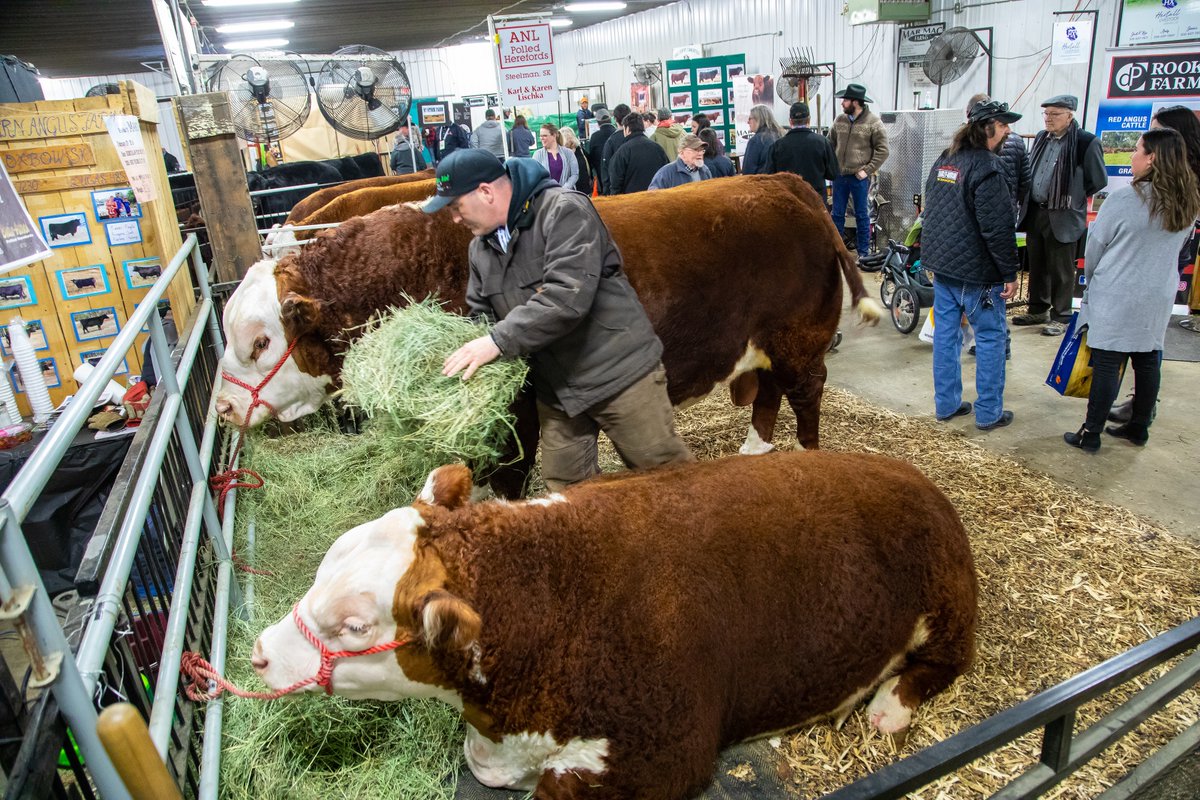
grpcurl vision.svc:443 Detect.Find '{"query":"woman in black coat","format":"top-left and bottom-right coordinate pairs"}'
top-left (563, 128), bottom-right (594, 195)
top-left (699, 129), bottom-right (735, 177)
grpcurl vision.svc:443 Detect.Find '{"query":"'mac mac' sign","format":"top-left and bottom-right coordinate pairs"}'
top-left (2, 144), bottom-right (97, 174)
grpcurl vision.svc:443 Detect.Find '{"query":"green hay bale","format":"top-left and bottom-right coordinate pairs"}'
top-left (338, 298), bottom-right (529, 467)
top-left (220, 411), bottom-right (499, 797)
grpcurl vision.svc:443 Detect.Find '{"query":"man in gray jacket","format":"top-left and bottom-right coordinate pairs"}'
top-left (1013, 94), bottom-right (1107, 336)
top-left (470, 109), bottom-right (507, 160)
top-left (428, 149), bottom-right (693, 490)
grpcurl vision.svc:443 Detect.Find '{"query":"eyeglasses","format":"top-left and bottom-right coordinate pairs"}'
top-left (1042, 110), bottom-right (1070, 118)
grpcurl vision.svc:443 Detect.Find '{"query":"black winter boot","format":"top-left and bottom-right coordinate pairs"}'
top-left (1064, 426), bottom-right (1101, 453)
top-left (1105, 422), bottom-right (1149, 446)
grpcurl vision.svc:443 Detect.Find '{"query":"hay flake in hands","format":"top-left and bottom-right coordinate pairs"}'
top-left (338, 299), bottom-right (529, 467)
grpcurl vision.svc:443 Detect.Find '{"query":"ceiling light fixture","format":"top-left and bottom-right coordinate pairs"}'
top-left (203, 0), bottom-right (299, 7)
top-left (216, 20), bottom-right (295, 34)
top-left (563, 2), bottom-right (627, 11)
top-left (223, 38), bottom-right (290, 50)
top-left (549, 18), bottom-right (574, 28)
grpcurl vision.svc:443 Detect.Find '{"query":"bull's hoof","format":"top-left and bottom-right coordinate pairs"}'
top-left (738, 436), bottom-right (775, 456)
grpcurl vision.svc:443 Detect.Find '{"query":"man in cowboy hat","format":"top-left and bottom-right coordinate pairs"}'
top-left (828, 83), bottom-right (890, 263)
top-left (1012, 94), bottom-right (1106, 336)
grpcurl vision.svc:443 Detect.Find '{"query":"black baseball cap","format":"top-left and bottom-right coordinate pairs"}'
top-left (423, 149), bottom-right (506, 213)
top-left (968, 99), bottom-right (1021, 125)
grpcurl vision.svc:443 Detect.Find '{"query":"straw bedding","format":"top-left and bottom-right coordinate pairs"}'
top-left (219, 383), bottom-right (1200, 799)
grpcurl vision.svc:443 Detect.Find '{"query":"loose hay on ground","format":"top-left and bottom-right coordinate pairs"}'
top-left (666, 388), bottom-right (1200, 799)
top-left (223, 387), bottom-right (1200, 799)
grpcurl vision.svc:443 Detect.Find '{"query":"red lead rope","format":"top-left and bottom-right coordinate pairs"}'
top-left (210, 339), bottom-right (299, 519)
top-left (181, 603), bottom-right (412, 701)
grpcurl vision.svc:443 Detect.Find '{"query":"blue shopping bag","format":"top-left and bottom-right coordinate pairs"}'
top-left (1045, 312), bottom-right (1093, 398)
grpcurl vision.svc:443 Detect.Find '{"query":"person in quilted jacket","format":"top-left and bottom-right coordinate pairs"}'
top-left (922, 100), bottom-right (1022, 432)
top-left (967, 93), bottom-right (1030, 213)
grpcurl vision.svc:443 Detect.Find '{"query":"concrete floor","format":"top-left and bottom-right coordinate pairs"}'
top-left (829, 276), bottom-right (1200, 544)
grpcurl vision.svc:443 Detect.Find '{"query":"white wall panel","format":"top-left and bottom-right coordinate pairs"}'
top-left (555, 0), bottom-right (1116, 134)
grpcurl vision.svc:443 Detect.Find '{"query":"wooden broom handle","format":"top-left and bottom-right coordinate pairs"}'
top-left (96, 703), bottom-right (183, 800)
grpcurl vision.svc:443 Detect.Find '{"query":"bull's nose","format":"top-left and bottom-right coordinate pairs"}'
top-left (215, 397), bottom-right (234, 418)
top-left (251, 639), bottom-right (268, 672)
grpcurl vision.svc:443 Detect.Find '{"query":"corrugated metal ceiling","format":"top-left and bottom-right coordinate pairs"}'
top-left (0, 0), bottom-right (678, 80)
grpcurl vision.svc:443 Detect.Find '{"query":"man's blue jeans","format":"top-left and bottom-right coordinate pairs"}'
top-left (933, 277), bottom-right (1008, 426)
top-left (831, 173), bottom-right (871, 257)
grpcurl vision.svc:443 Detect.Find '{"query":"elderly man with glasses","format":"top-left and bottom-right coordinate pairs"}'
top-left (1013, 94), bottom-right (1107, 336)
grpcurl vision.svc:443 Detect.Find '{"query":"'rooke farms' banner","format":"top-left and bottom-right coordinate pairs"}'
top-left (1108, 53), bottom-right (1200, 98)
top-left (495, 21), bottom-right (558, 106)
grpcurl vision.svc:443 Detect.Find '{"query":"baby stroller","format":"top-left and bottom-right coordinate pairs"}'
top-left (870, 217), bottom-right (934, 334)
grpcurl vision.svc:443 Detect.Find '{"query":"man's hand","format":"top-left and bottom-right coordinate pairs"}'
top-left (1000, 280), bottom-right (1018, 300)
top-left (443, 335), bottom-right (501, 381)
top-left (856, 169), bottom-right (868, 180)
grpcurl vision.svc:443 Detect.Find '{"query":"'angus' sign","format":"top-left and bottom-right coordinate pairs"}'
top-left (1109, 54), bottom-right (1200, 98)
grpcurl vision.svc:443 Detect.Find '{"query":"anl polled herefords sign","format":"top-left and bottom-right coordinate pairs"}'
top-left (496, 21), bottom-right (558, 105)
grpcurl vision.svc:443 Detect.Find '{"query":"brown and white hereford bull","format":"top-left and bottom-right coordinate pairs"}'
top-left (252, 452), bottom-right (978, 799)
top-left (218, 174), bottom-right (880, 470)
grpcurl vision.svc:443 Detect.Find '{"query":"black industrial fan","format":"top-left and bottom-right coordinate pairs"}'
top-left (920, 27), bottom-right (988, 86)
top-left (314, 45), bottom-right (412, 139)
top-left (778, 48), bottom-right (824, 104)
top-left (207, 55), bottom-right (312, 144)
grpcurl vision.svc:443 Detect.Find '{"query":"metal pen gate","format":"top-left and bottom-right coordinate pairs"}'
top-left (0, 234), bottom-right (1196, 799)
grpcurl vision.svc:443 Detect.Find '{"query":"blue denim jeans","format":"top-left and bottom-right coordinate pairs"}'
top-left (831, 174), bottom-right (871, 256)
top-left (932, 277), bottom-right (1009, 426)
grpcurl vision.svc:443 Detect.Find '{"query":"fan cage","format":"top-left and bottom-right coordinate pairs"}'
top-left (314, 46), bottom-right (412, 140)
top-left (210, 56), bottom-right (312, 142)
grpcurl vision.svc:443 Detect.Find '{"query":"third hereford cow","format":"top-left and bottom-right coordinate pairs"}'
top-left (252, 451), bottom-right (978, 799)
top-left (218, 174), bottom-right (880, 490)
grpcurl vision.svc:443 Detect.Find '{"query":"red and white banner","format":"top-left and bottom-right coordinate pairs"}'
top-left (495, 21), bottom-right (558, 106)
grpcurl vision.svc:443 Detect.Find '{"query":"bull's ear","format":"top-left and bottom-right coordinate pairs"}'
top-left (280, 292), bottom-right (322, 335)
top-left (414, 590), bottom-right (481, 652)
top-left (417, 465), bottom-right (473, 509)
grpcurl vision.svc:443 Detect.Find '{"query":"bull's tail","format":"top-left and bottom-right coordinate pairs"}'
top-left (837, 241), bottom-right (883, 326)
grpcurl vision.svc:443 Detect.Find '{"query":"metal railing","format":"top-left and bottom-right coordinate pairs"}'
top-left (828, 615), bottom-right (1200, 799)
top-left (0, 233), bottom-right (231, 799)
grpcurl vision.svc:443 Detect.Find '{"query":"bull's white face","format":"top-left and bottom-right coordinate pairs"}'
top-left (216, 259), bottom-right (331, 427)
top-left (252, 506), bottom-right (459, 703)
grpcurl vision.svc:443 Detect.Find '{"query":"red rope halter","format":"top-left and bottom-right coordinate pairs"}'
top-left (181, 602), bottom-right (412, 701)
top-left (210, 339), bottom-right (299, 519)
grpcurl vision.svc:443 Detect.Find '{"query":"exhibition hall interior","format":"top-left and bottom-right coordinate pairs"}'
top-left (0, 0), bottom-right (1198, 798)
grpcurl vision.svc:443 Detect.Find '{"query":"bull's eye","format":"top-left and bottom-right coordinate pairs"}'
top-left (343, 621), bottom-right (369, 636)
top-left (252, 336), bottom-right (269, 359)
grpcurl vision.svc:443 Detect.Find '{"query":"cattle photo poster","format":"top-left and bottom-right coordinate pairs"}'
top-left (0, 276), bottom-right (37, 311)
top-left (0, 319), bottom-right (48, 355)
top-left (79, 348), bottom-right (128, 376)
top-left (123, 256), bottom-right (162, 290)
top-left (11, 357), bottom-right (61, 394)
top-left (69, 306), bottom-right (120, 342)
top-left (104, 219), bottom-right (142, 247)
top-left (0, 161), bottom-right (52, 274)
top-left (90, 187), bottom-right (141, 222)
top-left (56, 265), bottom-right (110, 300)
top-left (38, 211), bottom-right (91, 249)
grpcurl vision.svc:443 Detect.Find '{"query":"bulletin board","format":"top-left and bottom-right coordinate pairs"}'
top-left (0, 82), bottom-right (195, 415)
top-left (664, 54), bottom-right (746, 152)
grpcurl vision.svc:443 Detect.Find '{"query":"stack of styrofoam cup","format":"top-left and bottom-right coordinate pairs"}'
top-left (7, 318), bottom-right (54, 425)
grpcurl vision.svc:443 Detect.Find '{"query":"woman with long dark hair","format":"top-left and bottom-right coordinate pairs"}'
top-left (1064, 128), bottom-right (1200, 451)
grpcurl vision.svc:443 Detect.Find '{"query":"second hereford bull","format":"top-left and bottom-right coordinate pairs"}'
top-left (218, 174), bottom-right (879, 486)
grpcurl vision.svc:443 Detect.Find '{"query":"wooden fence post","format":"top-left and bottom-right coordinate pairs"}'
top-left (175, 93), bottom-right (261, 283)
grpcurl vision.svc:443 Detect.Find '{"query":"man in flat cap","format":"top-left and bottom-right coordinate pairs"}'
top-left (828, 83), bottom-right (890, 263)
top-left (431, 149), bottom-right (692, 490)
top-left (765, 101), bottom-right (839, 201)
top-left (1013, 94), bottom-right (1107, 336)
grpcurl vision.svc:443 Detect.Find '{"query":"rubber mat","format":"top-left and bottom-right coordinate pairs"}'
top-left (1163, 316), bottom-right (1200, 363)
top-left (452, 738), bottom-right (793, 799)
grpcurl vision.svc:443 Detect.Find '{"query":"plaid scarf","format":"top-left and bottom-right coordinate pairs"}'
top-left (1030, 120), bottom-right (1080, 210)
